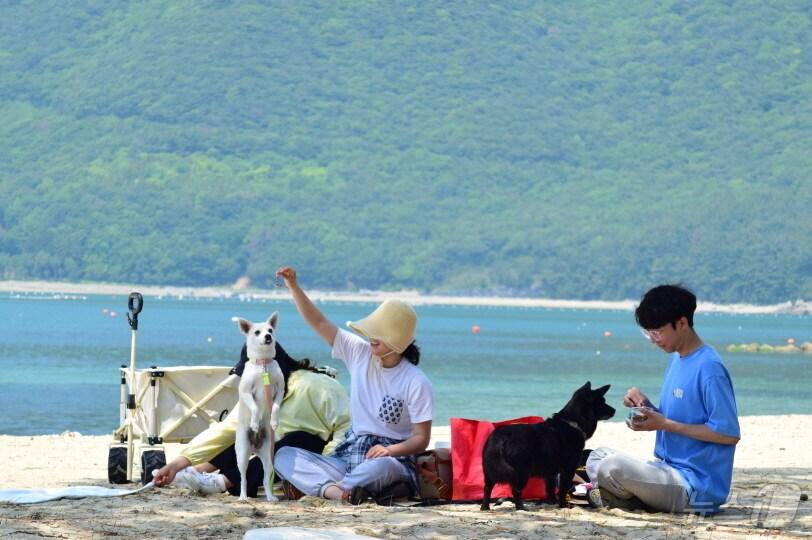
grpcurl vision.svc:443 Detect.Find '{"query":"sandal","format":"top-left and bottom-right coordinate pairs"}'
top-left (373, 481), bottom-right (412, 507)
top-left (281, 480), bottom-right (305, 501)
top-left (341, 485), bottom-right (372, 505)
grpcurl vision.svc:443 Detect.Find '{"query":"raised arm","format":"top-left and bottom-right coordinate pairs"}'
top-left (276, 267), bottom-right (338, 347)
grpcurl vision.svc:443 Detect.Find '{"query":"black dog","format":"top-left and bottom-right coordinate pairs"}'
top-left (480, 381), bottom-right (615, 511)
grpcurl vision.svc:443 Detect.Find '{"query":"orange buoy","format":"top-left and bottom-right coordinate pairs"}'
top-left (787, 337), bottom-right (796, 345)
top-left (603, 330), bottom-right (612, 337)
top-left (471, 325), bottom-right (481, 334)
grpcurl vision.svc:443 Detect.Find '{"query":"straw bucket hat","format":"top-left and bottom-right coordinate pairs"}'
top-left (346, 299), bottom-right (417, 354)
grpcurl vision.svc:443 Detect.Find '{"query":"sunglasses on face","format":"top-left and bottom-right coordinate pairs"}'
top-left (640, 328), bottom-right (664, 342)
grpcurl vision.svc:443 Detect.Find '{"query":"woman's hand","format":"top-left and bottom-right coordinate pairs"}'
top-left (276, 266), bottom-right (298, 288)
top-left (366, 444), bottom-right (393, 459)
top-left (276, 266), bottom-right (338, 346)
top-left (152, 457), bottom-right (191, 487)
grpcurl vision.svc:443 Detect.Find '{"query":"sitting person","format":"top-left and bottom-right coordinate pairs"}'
top-left (586, 284), bottom-right (740, 514)
top-left (273, 266), bottom-right (434, 504)
top-left (153, 342), bottom-right (350, 497)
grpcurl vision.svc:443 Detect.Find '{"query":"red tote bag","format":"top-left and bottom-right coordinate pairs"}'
top-left (450, 416), bottom-right (547, 501)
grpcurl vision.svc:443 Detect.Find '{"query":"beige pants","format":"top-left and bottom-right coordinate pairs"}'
top-left (587, 447), bottom-right (691, 513)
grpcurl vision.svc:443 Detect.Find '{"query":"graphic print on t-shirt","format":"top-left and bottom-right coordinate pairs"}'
top-left (378, 394), bottom-right (405, 425)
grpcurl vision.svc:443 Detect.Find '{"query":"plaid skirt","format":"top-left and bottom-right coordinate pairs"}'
top-left (331, 428), bottom-right (418, 490)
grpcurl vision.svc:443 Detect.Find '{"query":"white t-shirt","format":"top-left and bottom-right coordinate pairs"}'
top-left (332, 329), bottom-right (433, 440)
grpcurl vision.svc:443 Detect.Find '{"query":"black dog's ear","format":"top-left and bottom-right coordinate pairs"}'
top-left (594, 384), bottom-right (610, 397)
top-left (574, 381), bottom-right (592, 396)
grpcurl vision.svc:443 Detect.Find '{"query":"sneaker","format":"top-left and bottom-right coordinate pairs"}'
top-left (587, 487), bottom-right (646, 511)
top-left (572, 482), bottom-right (593, 498)
top-left (341, 482), bottom-right (412, 506)
top-left (174, 467), bottom-right (226, 495)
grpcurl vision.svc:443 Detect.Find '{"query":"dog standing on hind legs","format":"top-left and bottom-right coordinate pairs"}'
top-left (233, 313), bottom-right (285, 501)
top-left (480, 381), bottom-right (615, 511)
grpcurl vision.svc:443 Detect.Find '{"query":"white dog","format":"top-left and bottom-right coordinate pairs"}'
top-left (232, 313), bottom-right (285, 501)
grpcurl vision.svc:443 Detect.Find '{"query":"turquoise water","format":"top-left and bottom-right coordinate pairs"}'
top-left (1, 293), bottom-right (810, 435)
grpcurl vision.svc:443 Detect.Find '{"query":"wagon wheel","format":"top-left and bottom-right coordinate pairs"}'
top-left (107, 446), bottom-right (128, 484)
top-left (140, 450), bottom-right (166, 485)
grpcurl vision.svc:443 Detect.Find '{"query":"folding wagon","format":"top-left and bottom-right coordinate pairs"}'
top-left (108, 293), bottom-right (239, 484)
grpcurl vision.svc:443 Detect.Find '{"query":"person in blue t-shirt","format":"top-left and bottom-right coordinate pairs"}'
top-left (586, 284), bottom-right (740, 514)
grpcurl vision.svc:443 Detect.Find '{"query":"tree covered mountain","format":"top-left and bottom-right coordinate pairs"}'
top-left (1, 1), bottom-right (810, 303)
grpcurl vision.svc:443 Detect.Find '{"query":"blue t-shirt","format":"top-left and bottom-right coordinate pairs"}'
top-left (655, 344), bottom-right (740, 513)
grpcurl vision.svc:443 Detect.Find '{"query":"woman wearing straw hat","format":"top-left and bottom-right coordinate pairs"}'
top-left (274, 266), bottom-right (433, 504)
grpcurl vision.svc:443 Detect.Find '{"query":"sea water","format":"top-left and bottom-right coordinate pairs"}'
top-left (1, 293), bottom-right (810, 435)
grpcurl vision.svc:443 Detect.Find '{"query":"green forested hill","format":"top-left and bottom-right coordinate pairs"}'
top-left (1, 1), bottom-right (811, 303)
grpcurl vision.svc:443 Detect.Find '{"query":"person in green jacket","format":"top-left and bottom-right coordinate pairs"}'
top-left (153, 343), bottom-right (350, 497)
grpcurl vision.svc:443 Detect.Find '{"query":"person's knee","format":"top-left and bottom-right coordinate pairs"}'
top-left (585, 447), bottom-right (611, 483)
top-left (354, 457), bottom-right (408, 494)
top-left (586, 447), bottom-right (611, 466)
top-left (273, 446), bottom-right (296, 478)
top-left (595, 454), bottom-right (627, 486)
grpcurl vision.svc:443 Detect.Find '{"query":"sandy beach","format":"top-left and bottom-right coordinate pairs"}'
top-left (2, 416), bottom-right (810, 539)
top-left (2, 279), bottom-right (810, 314)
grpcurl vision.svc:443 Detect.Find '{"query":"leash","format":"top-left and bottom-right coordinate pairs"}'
top-left (255, 358), bottom-right (278, 488)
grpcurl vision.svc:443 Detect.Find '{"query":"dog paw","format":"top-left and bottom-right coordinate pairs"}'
top-left (266, 495), bottom-right (279, 502)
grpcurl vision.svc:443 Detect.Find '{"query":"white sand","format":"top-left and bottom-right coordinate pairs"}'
top-left (2, 416), bottom-right (810, 539)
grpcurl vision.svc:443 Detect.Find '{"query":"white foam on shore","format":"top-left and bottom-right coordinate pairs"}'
top-left (1, 279), bottom-right (809, 315)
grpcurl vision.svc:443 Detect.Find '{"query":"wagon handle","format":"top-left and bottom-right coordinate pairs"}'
top-left (127, 292), bottom-right (143, 330)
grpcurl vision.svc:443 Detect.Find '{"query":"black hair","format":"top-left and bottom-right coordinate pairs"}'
top-left (401, 341), bottom-right (421, 365)
top-left (634, 284), bottom-right (697, 330)
top-left (231, 342), bottom-right (320, 395)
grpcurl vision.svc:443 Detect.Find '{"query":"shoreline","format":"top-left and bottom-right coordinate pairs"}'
top-left (2, 279), bottom-right (809, 315)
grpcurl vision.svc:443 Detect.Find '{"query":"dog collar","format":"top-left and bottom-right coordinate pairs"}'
top-left (250, 357), bottom-right (276, 366)
top-left (557, 416), bottom-right (586, 440)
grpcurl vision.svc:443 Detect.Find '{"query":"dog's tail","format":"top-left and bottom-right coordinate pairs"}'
top-left (247, 427), bottom-right (266, 448)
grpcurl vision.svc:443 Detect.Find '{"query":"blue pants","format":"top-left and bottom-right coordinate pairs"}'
top-left (274, 446), bottom-right (412, 497)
